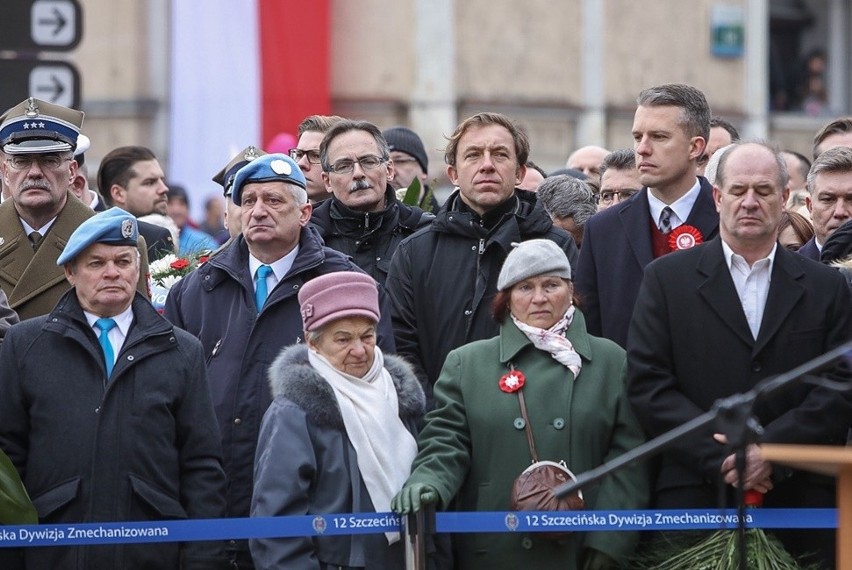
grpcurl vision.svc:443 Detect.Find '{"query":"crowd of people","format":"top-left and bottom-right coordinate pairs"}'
top-left (0, 82), bottom-right (850, 569)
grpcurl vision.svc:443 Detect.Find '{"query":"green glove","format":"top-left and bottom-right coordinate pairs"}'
top-left (583, 549), bottom-right (617, 570)
top-left (391, 483), bottom-right (439, 514)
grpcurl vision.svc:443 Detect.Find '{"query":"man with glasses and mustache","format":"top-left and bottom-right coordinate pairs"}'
top-left (0, 99), bottom-right (151, 321)
top-left (309, 120), bottom-right (433, 284)
top-left (289, 114), bottom-right (345, 203)
top-left (0, 98), bottom-right (104, 320)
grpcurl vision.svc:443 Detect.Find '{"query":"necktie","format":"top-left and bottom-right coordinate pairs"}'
top-left (29, 231), bottom-right (43, 251)
top-left (659, 207), bottom-right (673, 234)
top-left (255, 265), bottom-right (273, 312)
top-left (95, 318), bottom-right (118, 378)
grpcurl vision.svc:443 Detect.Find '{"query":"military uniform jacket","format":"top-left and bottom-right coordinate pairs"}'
top-left (0, 290), bottom-right (228, 569)
top-left (0, 193), bottom-right (150, 321)
top-left (0, 193), bottom-right (94, 321)
top-left (405, 311), bottom-right (648, 569)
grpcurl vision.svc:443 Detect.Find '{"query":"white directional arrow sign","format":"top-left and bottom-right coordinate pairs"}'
top-left (31, 0), bottom-right (77, 48)
top-left (29, 65), bottom-right (76, 107)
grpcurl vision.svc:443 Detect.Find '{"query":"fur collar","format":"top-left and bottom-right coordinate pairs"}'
top-left (267, 344), bottom-right (425, 429)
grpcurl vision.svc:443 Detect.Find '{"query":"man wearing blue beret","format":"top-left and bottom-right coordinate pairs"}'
top-left (0, 207), bottom-right (228, 569)
top-left (163, 153), bottom-right (396, 569)
top-left (0, 98), bottom-right (151, 320)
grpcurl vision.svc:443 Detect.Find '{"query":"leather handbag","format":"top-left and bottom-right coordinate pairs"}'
top-left (509, 386), bottom-right (585, 536)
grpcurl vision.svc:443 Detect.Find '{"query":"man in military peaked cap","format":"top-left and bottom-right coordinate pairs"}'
top-left (212, 145), bottom-right (267, 240)
top-left (0, 98), bottom-right (150, 320)
top-left (0, 206), bottom-right (228, 568)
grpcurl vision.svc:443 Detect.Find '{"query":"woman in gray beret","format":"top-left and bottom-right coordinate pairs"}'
top-left (393, 239), bottom-right (649, 570)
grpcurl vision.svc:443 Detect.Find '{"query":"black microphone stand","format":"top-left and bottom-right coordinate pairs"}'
top-left (554, 340), bottom-right (852, 570)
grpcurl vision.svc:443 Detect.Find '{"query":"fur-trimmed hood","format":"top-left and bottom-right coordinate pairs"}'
top-left (267, 344), bottom-right (426, 430)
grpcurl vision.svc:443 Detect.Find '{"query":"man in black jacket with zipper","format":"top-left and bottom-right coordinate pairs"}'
top-left (310, 120), bottom-right (433, 285)
top-left (386, 112), bottom-right (578, 404)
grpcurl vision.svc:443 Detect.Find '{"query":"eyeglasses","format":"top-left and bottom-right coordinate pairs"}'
top-left (5, 154), bottom-right (70, 171)
top-left (326, 155), bottom-right (387, 175)
top-left (288, 148), bottom-right (321, 165)
top-left (391, 157), bottom-right (418, 166)
top-left (599, 189), bottom-right (639, 203)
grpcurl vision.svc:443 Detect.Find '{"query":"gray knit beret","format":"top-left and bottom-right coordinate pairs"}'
top-left (497, 239), bottom-right (572, 291)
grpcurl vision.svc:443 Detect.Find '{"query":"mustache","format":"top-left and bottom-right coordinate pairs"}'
top-left (20, 180), bottom-right (51, 191)
top-left (348, 179), bottom-right (371, 192)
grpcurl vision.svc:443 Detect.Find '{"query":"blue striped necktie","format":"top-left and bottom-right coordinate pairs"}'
top-left (255, 265), bottom-right (273, 312)
top-left (95, 318), bottom-right (117, 378)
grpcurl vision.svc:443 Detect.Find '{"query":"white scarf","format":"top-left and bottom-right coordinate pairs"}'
top-left (511, 305), bottom-right (583, 380)
top-left (307, 346), bottom-right (417, 544)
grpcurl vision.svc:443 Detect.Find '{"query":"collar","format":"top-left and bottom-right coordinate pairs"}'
top-left (721, 239), bottom-right (778, 271)
top-left (499, 306), bottom-right (593, 364)
top-left (455, 192), bottom-right (519, 229)
top-left (20, 216), bottom-right (57, 236)
top-left (647, 178), bottom-right (701, 228)
top-left (83, 304), bottom-right (134, 337)
top-left (329, 184), bottom-right (396, 226)
top-left (249, 245), bottom-right (300, 281)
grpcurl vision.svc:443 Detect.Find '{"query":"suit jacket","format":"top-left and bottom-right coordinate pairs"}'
top-left (796, 236), bottom-right (820, 261)
top-left (627, 237), bottom-right (852, 495)
top-left (0, 194), bottom-right (151, 321)
top-left (575, 177), bottom-right (720, 347)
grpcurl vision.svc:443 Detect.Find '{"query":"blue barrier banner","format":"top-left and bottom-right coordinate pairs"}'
top-left (0, 509), bottom-right (837, 548)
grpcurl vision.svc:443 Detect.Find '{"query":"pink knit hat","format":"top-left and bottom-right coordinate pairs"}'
top-left (298, 272), bottom-right (380, 332)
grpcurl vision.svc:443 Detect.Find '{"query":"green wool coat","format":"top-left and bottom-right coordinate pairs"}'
top-left (407, 310), bottom-right (649, 570)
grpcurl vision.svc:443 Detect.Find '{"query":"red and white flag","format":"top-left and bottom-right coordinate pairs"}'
top-left (168, 0), bottom-right (329, 217)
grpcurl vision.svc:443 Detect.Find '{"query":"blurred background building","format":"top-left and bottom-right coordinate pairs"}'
top-left (1, 0), bottom-right (849, 216)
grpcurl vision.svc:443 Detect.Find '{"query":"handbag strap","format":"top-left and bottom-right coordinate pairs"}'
top-left (516, 387), bottom-right (539, 463)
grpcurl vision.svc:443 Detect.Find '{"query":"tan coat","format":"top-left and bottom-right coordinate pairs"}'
top-left (0, 193), bottom-right (149, 321)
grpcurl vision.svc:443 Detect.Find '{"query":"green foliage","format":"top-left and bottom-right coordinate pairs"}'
top-left (630, 529), bottom-right (818, 570)
top-left (399, 177), bottom-right (438, 214)
top-left (401, 177), bottom-right (422, 207)
top-left (0, 448), bottom-right (37, 524)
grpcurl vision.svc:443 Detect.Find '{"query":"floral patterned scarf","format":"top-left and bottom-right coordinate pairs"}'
top-left (511, 305), bottom-right (582, 380)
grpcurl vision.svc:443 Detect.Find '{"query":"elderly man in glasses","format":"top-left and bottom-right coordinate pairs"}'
top-left (0, 98), bottom-right (153, 320)
top-left (288, 114), bottom-right (345, 203)
top-left (308, 119), bottom-right (434, 285)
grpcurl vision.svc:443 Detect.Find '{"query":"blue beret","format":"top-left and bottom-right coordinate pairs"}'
top-left (231, 153), bottom-right (306, 206)
top-left (57, 207), bottom-right (139, 266)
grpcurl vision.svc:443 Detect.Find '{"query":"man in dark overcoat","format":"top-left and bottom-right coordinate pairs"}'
top-left (0, 207), bottom-right (228, 569)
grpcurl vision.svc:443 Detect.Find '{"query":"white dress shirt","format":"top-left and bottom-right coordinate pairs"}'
top-left (84, 305), bottom-right (134, 367)
top-left (722, 240), bottom-right (776, 339)
top-left (249, 245), bottom-right (300, 296)
top-left (647, 178), bottom-right (702, 231)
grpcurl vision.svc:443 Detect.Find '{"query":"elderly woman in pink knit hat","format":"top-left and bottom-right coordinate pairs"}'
top-left (249, 271), bottom-right (427, 569)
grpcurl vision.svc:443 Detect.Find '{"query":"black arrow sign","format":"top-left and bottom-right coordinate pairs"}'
top-left (0, 0), bottom-right (82, 52)
top-left (0, 59), bottom-right (80, 111)
top-left (38, 8), bottom-right (68, 37)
